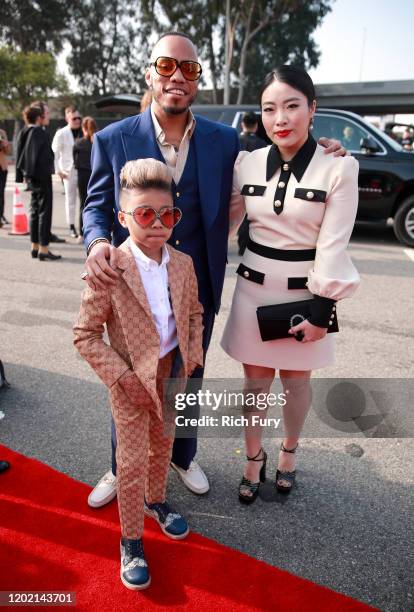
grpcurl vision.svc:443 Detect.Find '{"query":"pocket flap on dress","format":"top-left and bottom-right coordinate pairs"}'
top-left (294, 188), bottom-right (327, 203)
top-left (241, 184), bottom-right (266, 196)
top-left (287, 277), bottom-right (308, 289)
top-left (236, 263), bottom-right (265, 284)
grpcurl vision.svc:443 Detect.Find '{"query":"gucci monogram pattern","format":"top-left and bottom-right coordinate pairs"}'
top-left (74, 240), bottom-right (204, 539)
top-left (112, 351), bottom-right (175, 538)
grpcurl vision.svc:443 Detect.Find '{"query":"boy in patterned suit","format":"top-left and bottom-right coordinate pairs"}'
top-left (74, 158), bottom-right (203, 590)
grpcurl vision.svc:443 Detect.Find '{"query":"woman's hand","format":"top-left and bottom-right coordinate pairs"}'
top-left (84, 242), bottom-right (119, 290)
top-left (288, 319), bottom-right (327, 343)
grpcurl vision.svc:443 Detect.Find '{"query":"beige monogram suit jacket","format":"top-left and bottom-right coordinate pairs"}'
top-left (74, 240), bottom-right (204, 419)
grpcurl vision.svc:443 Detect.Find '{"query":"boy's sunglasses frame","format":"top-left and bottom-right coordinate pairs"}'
top-left (150, 56), bottom-right (202, 81)
top-left (121, 205), bottom-right (183, 229)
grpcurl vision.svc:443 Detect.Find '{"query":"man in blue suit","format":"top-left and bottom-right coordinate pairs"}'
top-left (82, 32), bottom-right (343, 507)
top-left (83, 31), bottom-right (238, 505)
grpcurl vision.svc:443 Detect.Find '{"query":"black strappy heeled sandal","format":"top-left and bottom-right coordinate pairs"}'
top-left (275, 442), bottom-right (298, 494)
top-left (238, 447), bottom-right (267, 504)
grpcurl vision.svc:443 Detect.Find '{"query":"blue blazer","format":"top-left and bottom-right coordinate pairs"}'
top-left (83, 107), bottom-right (240, 313)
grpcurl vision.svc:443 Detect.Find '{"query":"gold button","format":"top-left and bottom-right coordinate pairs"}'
top-left (330, 314), bottom-right (335, 319)
top-left (176, 192), bottom-right (180, 197)
top-left (278, 181), bottom-right (285, 188)
top-left (306, 191), bottom-right (314, 199)
top-left (283, 163), bottom-right (289, 171)
top-left (329, 321), bottom-right (333, 326)
top-left (175, 240), bottom-right (180, 245)
top-left (248, 186), bottom-right (254, 194)
top-left (274, 200), bottom-right (282, 207)
top-left (243, 270), bottom-right (249, 278)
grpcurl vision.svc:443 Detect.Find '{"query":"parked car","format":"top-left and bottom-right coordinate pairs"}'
top-left (95, 96), bottom-right (414, 247)
top-left (192, 105), bottom-right (414, 247)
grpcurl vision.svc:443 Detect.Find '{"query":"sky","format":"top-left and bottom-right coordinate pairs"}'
top-left (58, 0), bottom-right (414, 90)
top-left (308, 0), bottom-right (414, 84)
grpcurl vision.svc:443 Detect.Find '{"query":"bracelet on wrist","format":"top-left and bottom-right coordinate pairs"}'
top-left (87, 238), bottom-right (110, 256)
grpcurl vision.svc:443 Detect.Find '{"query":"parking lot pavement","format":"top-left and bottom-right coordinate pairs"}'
top-left (1, 172), bottom-right (413, 611)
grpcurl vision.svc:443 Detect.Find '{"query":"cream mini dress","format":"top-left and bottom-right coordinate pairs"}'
top-left (221, 136), bottom-right (360, 370)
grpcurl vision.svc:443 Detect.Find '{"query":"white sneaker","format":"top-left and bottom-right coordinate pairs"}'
top-left (88, 470), bottom-right (117, 508)
top-left (170, 460), bottom-right (209, 495)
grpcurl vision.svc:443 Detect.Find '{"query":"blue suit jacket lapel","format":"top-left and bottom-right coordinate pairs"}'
top-left (193, 117), bottom-right (222, 229)
top-left (120, 107), bottom-right (164, 162)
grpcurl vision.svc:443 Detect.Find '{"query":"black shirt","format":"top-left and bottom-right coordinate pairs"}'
top-left (71, 128), bottom-right (82, 141)
top-left (239, 131), bottom-right (267, 152)
top-left (73, 137), bottom-right (92, 172)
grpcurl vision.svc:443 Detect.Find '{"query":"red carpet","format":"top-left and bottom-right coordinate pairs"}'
top-left (0, 445), bottom-right (376, 611)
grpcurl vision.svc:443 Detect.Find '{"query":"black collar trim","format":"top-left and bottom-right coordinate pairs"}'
top-left (266, 134), bottom-right (317, 182)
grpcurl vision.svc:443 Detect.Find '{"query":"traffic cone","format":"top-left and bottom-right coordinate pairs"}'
top-left (8, 186), bottom-right (29, 236)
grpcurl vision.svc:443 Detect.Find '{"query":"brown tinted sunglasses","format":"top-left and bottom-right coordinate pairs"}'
top-left (151, 56), bottom-right (202, 81)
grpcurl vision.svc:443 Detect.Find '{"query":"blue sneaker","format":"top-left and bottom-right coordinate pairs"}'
top-left (144, 501), bottom-right (189, 540)
top-left (120, 538), bottom-right (151, 590)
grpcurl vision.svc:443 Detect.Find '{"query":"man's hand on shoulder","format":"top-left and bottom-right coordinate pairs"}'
top-left (318, 137), bottom-right (348, 157)
top-left (84, 241), bottom-right (120, 290)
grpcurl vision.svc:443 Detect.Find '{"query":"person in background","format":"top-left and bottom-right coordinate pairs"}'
top-left (73, 117), bottom-right (98, 243)
top-left (342, 126), bottom-right (361, 151)
top-left (237, 112), bottom-right (268, 255)
top-left (140, 89), bottom-right (153, 113)
top-left (16, 101), bottom-right (61, 261)
top-left (239, 111), bottom-right (268, 152)
top-left (401, 129), bottom-right (413, 150)
top-left (0, 357), bottom-right (10, 473)
top-left (0, 127), bottom-right (12, 228)
top-left (52, 106), bottom-right (83, 238)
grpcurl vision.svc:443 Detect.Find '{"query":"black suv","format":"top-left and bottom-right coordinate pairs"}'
top-left (193, 105), bottom-right (414, 247)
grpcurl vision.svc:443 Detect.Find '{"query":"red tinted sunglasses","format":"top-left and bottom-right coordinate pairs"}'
top-left (121, 205), bottom-right (182, 229)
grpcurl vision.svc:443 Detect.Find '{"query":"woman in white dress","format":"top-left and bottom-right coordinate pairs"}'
top-left (221, 66), bottom-right (360, 503)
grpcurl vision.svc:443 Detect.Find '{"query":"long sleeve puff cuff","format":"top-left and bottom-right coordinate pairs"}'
top-left (309, 295), bottom-right (337, 328)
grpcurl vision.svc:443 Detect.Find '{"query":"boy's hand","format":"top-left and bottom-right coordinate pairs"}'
top-left (84, 242), bottom-right (120, 290)
top-left (118, 369), bottom-right (144, 405)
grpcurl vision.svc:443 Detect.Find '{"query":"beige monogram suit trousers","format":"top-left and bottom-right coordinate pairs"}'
top-left (111, 350), bottom-right (175, 539)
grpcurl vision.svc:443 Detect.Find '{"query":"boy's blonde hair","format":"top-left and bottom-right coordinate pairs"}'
top-left (120, 158), bottom-right (172, 194)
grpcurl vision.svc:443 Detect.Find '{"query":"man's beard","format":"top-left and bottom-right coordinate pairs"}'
top-left (154, 91), bottom-right (197, 115)
top-left (163, 105), bottom-right (189, 115)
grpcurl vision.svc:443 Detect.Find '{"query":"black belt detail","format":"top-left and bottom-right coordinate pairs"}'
top-left (247, 238), bottom-right (316, 261)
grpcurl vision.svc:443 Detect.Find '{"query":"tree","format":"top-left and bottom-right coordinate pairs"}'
top-left (0, 46), bottom-right (68, 143)
top-left (233, 0), bottom-right (332, 103)
top-left (0, 47), bottom-right (68, 120)
top-left (140, 0), bottom-right (332, 104)
top-left (1, 0), bottom-right (68, 54)
top-left (66, 0), bottom-right (151, 96)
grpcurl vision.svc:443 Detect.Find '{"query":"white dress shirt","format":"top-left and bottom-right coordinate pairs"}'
top-left (128, 238), bottom-right (178, 358)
